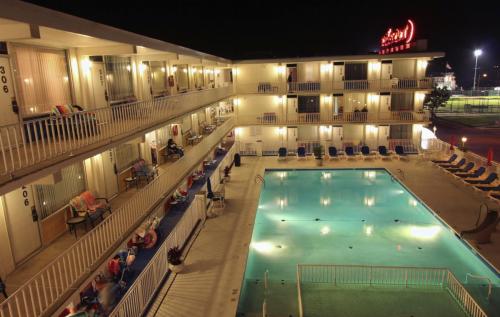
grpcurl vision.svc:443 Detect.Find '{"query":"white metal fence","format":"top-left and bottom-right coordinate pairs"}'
top-left (0, 118), bottom-right (235, 317)
top-left (0, 85), bottom-right (233, 179)
top-left (296, 264), bottom-right (488, 317)
top-left (110, 195), bottom-right (207, 317)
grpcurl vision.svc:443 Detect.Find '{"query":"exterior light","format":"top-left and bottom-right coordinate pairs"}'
top-left (473, 49), bottom-right (483, 90)
top-left (482, 73), bottom-right (487, 77)
top-left (433, 126), bottom-right (437, 135)
top-left (461, 136), bottom-right (467, 143)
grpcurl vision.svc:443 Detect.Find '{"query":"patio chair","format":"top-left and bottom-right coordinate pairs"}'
top-left (475, 184), bottom-right (500, 192)
top-left (439, 158), bottom-right (465, 169)
top-left (395, 145), bottom-right (409, 160)
top-left (446, 162), bottom-right (474, 173)
top-left (132, 159), bottom-right (158, 184)
top-left (361, 146), bottom-right (375, 159)
top-left (464, 172), bottom-right (498, 185)
top-left (455, 167), bottom-right (486, 179)
top-left (278, 147), bottom-right (287, 160)
top-left (432, 154), bottom-right (458, 164)
top-left (328, 146), bottom-right (342, 160)
top-left (297, 147), bottom-right (307, 160)
top-left (378, 146), bottom-right (392, 159)
top-left (345, 146), bottom-right (359, 160)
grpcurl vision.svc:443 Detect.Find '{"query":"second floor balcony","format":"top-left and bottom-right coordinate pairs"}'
top-left (236, 110), bottom-right (430, 126)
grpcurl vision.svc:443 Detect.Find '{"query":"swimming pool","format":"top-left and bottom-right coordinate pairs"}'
top-left (237, 169), bottom-right (499, 316)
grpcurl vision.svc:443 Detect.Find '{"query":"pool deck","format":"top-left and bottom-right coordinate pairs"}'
top-left (149, 156), bottom-right (500, 317)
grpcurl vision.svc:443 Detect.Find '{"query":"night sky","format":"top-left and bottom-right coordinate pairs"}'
top-left (26, 0), bottom-right (500, 89)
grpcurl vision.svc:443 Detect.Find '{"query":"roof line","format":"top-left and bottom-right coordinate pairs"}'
top-left (0, 0), bottom-right (232, 63)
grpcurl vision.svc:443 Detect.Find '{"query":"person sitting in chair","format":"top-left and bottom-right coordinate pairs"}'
top-left (167, 139), bottom-right (184, 157)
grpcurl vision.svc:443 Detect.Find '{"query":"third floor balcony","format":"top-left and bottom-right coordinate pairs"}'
top-left (0, 85), bottom-right (234, 189)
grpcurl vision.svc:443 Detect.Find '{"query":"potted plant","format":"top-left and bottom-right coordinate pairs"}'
top-left (168, 246), bottom-right (184, 273)
top-left (313, 145), bottom-right (324, 166)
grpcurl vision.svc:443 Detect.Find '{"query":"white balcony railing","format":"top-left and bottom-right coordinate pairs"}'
top-left (235, 78), bottom-right (432, 95)
top-left (110, 145), bottom-right (237, 317)
top-left (0, 118), bottom-right (235, 317)
top-left (0, 85), bottom-right (234, 183)
top-left (236, 111), bottom-right (429, 126)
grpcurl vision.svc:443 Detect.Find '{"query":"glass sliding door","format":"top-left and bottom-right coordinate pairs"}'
top-left (150, 61), bottom-right (168, 97)
top-left (104, 56), bottom-right (135, 104)
top-left (12, 45), bottom-right (72, 116)
top-left (174, 64), bottom-right (189, 92)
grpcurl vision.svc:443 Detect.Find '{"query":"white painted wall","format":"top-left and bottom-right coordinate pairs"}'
top-left (235, 63), bottom-right (279, 85)
top-left (0, 196), bottom-right (15, 276)
top-left (237, 95), bottom-right (284, 117)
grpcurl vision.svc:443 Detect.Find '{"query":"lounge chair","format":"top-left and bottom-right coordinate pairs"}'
top-left (395, 145), bottom-right (409, 160)
top-left (345, 146), bottom-right (359, 160)
top-left (439, 158), bottom-right (465, 169)
top-left (464, 172), bottom-right (498, 185)
top-left (447, 162), bottom-right (474, 174)
top-left (455, 167), bottom-right (485, 179)
top-left (475, 184), bottom-right (500, 192)
top-left (278, 147), bottom-right (287, 160)
top-left (328, 146), bottom-right (341, 160)
top-left (361, 146), bottom-right (375, 159)
top-left (297, 147), bottom-right (307, 160)
top-left (378, 146), bottom-right (392, 159)
top-left (432, 154), bottom-right (458, 164)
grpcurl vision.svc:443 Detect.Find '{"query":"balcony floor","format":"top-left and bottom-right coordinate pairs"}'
top-left (0, 133), bottom-right (210, 304)
top-left (147, 155), bottom-right (500, 317)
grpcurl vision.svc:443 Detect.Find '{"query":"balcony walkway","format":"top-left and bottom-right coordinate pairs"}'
top-left (0, 86), bottom-right (234, 194)
top-left (0, 118), bottom-right (235, 316)
top-left (147, 156), bottom-right (499, 317)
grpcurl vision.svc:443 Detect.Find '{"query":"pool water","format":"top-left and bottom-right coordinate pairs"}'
top-left (237, 169), bottom-right (500, 316)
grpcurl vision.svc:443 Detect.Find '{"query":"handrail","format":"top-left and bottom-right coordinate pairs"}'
top-left (465, 273), bottom-right (492, 300)
top-left (0, 85), bottom-right (234, 180)
top-left (0, 118), bottom-right (235, 317)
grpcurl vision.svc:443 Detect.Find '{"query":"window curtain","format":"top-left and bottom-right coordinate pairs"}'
top-left (389, 125), bottom-right (412, 139)
top-left (344, 63), bottom-right (368, 81)
top-left (12, 45), bottom-right (72, 115)
top-left (104, 56), bottom-right (135, 102)
top-left (34, 163), bottom-right (86, 219)
top-left (390, 93), bottom-right (414, 111)
top-left (150, 61), bottom-right (167, 95)
top-left (392, 60), bottom-right (416, 78)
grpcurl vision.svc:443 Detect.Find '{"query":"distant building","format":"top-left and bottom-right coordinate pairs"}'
top-left (433, 72), bottom-right (457, 90)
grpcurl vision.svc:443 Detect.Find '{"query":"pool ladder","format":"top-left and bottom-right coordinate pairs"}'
top-left (466, 273), bottom-right (492, 300)
top-left (255, 174), bottom-right (266, 187)
top-left (262, 269), bottom-right (269, 317)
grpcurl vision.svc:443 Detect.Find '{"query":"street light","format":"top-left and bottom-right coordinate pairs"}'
top-left (473, 49), bottom-right (483, 90)
top-left (433, 126), bottom-right (437, 136)
top-left (461, 136), bottom-right (467, 151)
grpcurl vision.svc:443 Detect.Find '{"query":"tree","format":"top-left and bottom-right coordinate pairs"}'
top-left (424, 86), bottom-right (451, 118)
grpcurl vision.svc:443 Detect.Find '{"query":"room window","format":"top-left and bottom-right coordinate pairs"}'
top-left (344, 63), bottom-right (368, 81)
top-left (12, 45), bottom-right (72, 115)
top-left (104, 56), bottom-right (135, 102)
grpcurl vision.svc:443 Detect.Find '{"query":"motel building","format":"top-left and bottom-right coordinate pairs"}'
top-left (0, 3), bottom-right (498, 317)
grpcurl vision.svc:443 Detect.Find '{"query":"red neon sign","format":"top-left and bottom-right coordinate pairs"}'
top-left (380, 19), bottom-right (415, 48)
